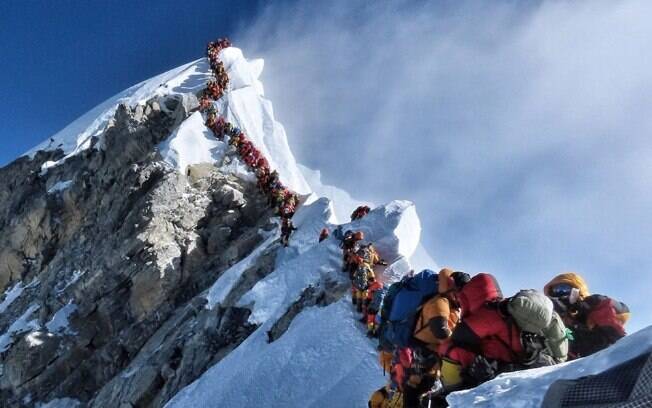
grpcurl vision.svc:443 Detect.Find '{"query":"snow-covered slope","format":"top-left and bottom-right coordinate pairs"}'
top-left (447, 326), bottom-right (652, 407)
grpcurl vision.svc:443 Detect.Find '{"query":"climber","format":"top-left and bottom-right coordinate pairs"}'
top-left (198, 95), bottom-right (213, 111)
top-left (256, 167), bottom-right (270, 191)
top-left (319, 228), bottom-right (330, 242)
top-left (341, 231), bottom-right (364, 274)
top-left (402, 269), bottom-right (469, 407)
top-left (266, 171), bottom-right (281, 194)
top-left (390, 347), bottom-right (413, 404)
top-left (206, 114), bottom-right (227, 139)
top-left (280, 192), bottom-right (299, 219)
top-left (369, 350), bottom-right (399, 408)
top-left (279, 201), bottom-right (295, 219)
top-left (272, 188), bottom-right (288, 212)
top-left (368, 386), bottom-right (390, 408)
top-left (256, 156), bottom-right (269, 171)
top-left (239, 139), bottom-right (253, 158)
top-left (223, 122), bottom-right (234, 137)
top-left (365, 277), bottom-right (385, 337)
top-left (206, 80), bottom-right (223, 99)
top-left (352, 261), bottom-right (375, 313)
top-left (544, 273), bottom-right (630, 359)
top-left (440, 274), bottom-right (567, 393)
top-left (205, 109), bottom-right (217, 128)
top-left (351, 205), bottom-right (371, 221)
top-left (280, 218), bottom-right (297, 247)
top-left (357, 243), bottom-right (388, 268)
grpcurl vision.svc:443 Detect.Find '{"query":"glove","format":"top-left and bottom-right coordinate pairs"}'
top-left (467, 355), bottom-right (498, 384)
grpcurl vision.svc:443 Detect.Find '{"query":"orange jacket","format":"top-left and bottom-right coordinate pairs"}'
top-left (412, 269), bottom-right (460, 352)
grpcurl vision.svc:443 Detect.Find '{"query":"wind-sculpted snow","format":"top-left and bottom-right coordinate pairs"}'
top-left (349, 200), bottom-right (420, 263)
top-left (447, 325), bottom-right (652, 407)
top-left (299, 163), bottom-right (437, 271)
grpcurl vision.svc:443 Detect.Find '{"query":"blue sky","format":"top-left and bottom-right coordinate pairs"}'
top-left (2, 1), bottom-right (651, 331)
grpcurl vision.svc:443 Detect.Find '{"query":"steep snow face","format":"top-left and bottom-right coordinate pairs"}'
top-left (214, 48), bottom-right (311, 194)
top-left (447, 325), bottom-right (652, 407)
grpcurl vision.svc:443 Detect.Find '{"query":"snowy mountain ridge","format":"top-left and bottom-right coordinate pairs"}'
top-left (1, 45), bottom-right (649, 408)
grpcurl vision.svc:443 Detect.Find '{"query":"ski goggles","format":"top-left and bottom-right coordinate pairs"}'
top-left (549, 283), bottom-right (574, 298)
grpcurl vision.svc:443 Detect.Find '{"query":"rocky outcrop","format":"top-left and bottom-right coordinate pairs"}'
top-left (0, 95), bottom-right (276, 407)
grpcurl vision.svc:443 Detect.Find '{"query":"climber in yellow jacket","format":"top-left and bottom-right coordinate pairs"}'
top-left (404, 268), bottom-right (469, 407)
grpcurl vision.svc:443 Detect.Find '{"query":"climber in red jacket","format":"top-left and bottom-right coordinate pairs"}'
top-left (319, 228), bottom-right (330, 242)
top-left (439, 273), bottom-right (522, 391)
top-left (544, 273), bottom-right (630, 359)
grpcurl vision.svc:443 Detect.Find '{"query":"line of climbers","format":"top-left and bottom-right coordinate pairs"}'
top-left (363, 266), bottom-right (631, 408)
top-left (198, 38), bottom-right (300, 246)
top-left (340, 228), bottom-right (388, 338)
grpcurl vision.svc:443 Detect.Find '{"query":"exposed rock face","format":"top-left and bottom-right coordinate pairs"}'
top-left (0, 95), bottom-right (277, 407)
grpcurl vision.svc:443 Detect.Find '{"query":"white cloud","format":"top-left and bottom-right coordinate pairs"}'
top-left (238, 0), bottom-right (652, 331)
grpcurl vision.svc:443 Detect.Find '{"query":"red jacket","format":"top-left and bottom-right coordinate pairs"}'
top-left (443, 273), bottom-right (523, 366)
top-left (584, 295), bottom-right (629, 337)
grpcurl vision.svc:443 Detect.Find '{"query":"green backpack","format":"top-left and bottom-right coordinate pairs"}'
top-left (508, 289), bottom-right (568, 362)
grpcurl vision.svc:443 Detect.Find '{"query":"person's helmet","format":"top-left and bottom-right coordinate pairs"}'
top-left (544, 272), bottom-right (590, 300)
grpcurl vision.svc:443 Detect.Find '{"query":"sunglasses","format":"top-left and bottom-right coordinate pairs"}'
top-left (549, 283), bottom-right (574, 298)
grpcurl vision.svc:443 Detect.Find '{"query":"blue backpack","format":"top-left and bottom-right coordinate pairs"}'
top-left (379, 269), bottom-right (439, 349)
